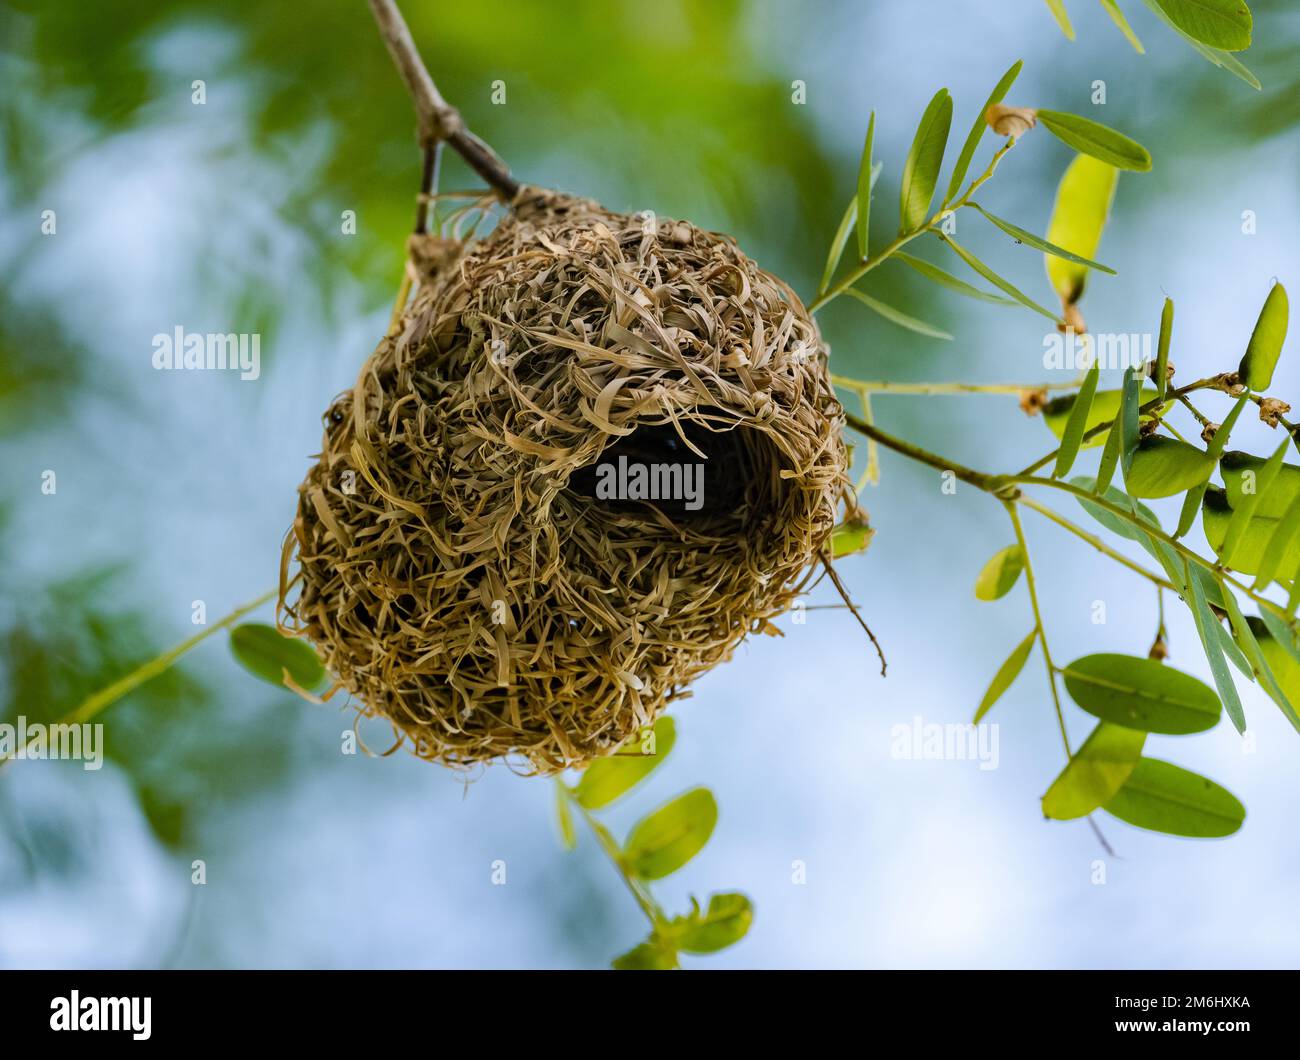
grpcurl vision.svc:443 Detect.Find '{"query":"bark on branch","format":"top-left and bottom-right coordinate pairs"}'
top-left (367, 0), bottom-right (519, 202)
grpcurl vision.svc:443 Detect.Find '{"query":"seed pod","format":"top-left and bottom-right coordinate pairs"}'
top-left (1238, 282), bottom-right (1288, 391)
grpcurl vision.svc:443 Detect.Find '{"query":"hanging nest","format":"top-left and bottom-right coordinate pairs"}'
top-left (281, 186), bottom-right (853, 773)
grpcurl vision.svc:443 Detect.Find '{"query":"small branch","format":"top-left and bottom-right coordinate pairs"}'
top-left (1005, 502), bottom-right (1071, 758)
top-left (842, 411), bottom-right (1009, 494)
top-left (414, 141), bottom-right (442, 234)
top-left (833, 375), bottom-right (1080, 396)
top-left (820, 554), bottom-right (887, 675)
top-left (367, 0), bottom-right (519, 202)
top-left (0, 587), bottom-right (278, 770)
top-left (563, 782), bottom-right (664, 928)
top-left (1018, 496), bottom-right (1178, 592)
top-left (1016, 376), bottom-right (1224, 477)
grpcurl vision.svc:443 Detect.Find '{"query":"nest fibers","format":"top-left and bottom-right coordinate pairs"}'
top-left (281, 187), bottom-right (853, 773)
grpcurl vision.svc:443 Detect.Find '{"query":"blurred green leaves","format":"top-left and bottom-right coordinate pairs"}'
top-left (1, 568), bottom-right (304, 849)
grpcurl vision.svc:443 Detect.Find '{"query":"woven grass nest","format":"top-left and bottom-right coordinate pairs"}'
top-left (281, 186), bottom-right (853, 773)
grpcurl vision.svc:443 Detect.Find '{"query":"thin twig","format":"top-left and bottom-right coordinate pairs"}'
top-left (820, 553), bottom-right (887, 675)
top-left (367, 0), bottom-right (519, 202)
top-left (414, 140), bottom-right (442, 234)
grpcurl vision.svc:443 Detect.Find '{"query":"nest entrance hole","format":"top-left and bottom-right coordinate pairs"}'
top-left (565, 418), bottom-right (778, 522)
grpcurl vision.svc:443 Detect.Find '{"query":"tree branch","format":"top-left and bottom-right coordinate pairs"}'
top-left (367, 0), bottom-right (520, 202)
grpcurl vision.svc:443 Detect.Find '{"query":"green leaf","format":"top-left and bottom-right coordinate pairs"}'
top-left (819, 199), bottom-right (857, 297)
top-left (831, 518), bottom-right (874, 559)
top-left (895, 252), bottom-right (1015, 305)
top-left (575, 716), bottom-right (677, 810)
top-left (974, 544), bottom-right (1025, 600)
top-left (555, 784), bottom-right (577, 850)
top-left (1200, 487), bottom-right (1300, 582)
top-left (1100, 0), bottom-right (1146, 52)
top-left (1222, 596), bottom-right (1300, 729)
top-left (1255, 491), bottom-right (1300, 588)
top-left (1141, 0), bottom-right (1259, 86)
top-left (1238, 282), bottom-right (1288, 391)
top-left (1216, 615), bottom-right (1255, 683)
top-left (1061, 653), bottom-right (1222, 734)
top-left (970, 202), bottom-right (1115, 275)
top-left (1095, 409), bottom-right (1124, 492)
top-left (856, 113), bottom-right (876, 261)
top-left (624, 787), bottom-right (717, 881)
top-left (940, 234), bottom-right (1062, 323)
top-left (1221, 438), bottom-right (1290, 565)
top-left (1036, 110), bottom-right (1152, 172)
top-left (1103, 757), bottom-right (1245, 837)
top-left (1175, 484), bottom-right (1206, 539)
top-left (612, 939), bottom-right (678, 970)
top-left (1259, 610), bottom-right (1300, 666)
top-left (1220, 449), bottom-right (1300, 519)
top-left (1043, 386), bottom-right (1166, 452)
top-left (671, 893), bottom-right (754, 954)
top-left (229, 622), bottom-right (327, 692)
top-left (1044, 0), bottom-right (1077, 39)
top-left (1042, 721), bottom-right (1146, 820)
top-left (1125, 435), bottom-right (1216, 498)
top-left (1119, 366), bottom-right (1143, 478)
top-left (1155, 297), bottom-right (1174, 402)
top-left (974, 629), bottom-right (1037, 722)
top-left (899, 89), bottom-right (953, 232)
top-left (844, 287), bottom-right (952, 340)
top-left (1255, 617), bottom-right (1300, 730)
top-left (1069, 477), bottom-right (1160, 541)
top-left (1184, 555), bottom-right (1246, 732)
top-left (1054, 361), bottom-right (1101, 478)
top-left (1044, 154), bottom-right (1120, 305)
top-left (944, 60), bottom-right (1023, 205)
top-left (1146, 0), bottom-right (1252, 51)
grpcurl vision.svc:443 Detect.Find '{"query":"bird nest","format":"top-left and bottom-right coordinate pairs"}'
top-left (280, 187), bottom-right (852, 773)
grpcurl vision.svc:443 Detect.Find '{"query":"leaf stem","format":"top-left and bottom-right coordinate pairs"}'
top-left (810, 139), bottom-right (1017, 314)
top-left (842, 412), bottom-right (1294, 624)
top-left (1004, 501), bottom-right (1072, 757)
top-left (948, 138), bottom-right (1017, 212)
top-left (832, 374), bottom-right (1080, 396)
top-left (809, 230), bottom-right (926, 312)
top-left (563, 783), bottom-right (665, 928)
top-left (1017, 495), bottom-right (1178, 593)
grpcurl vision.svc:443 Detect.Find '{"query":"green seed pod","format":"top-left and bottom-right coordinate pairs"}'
top-left (1238, 282), bottom-right (1288, 391)
top-left (1124, 435), bottom-right (1214, 498)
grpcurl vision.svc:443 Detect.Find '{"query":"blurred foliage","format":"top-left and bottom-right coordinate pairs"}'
top-left (1, 563), bottom-right (306, 848)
